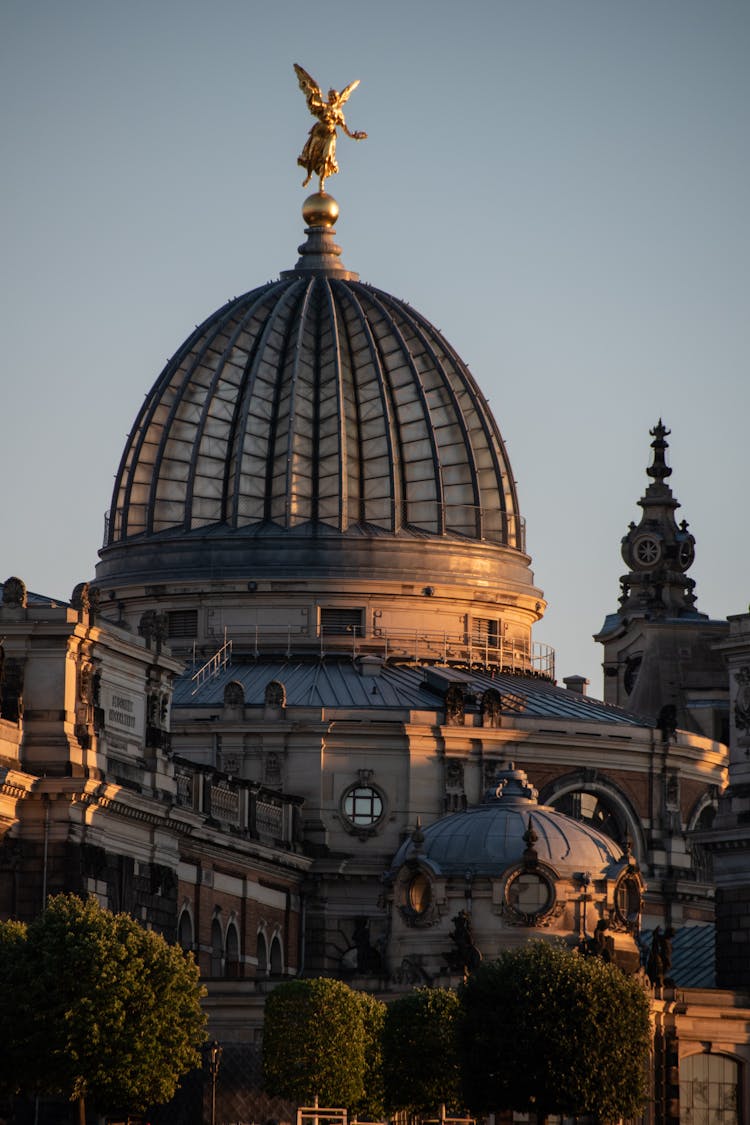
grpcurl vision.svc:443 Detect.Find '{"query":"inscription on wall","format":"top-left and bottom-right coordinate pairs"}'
top-left (102, 685), bottom-right (144, 739)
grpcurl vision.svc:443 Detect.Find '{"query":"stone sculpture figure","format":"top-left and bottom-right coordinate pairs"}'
top-left (646, 925), bottom-right (675, 987)
top-left (294, 64), bottom-right (367, 192)
top-left (446, 909), bottom-right (482, 976)
top-left (2, 576), bottom-right (27, 608)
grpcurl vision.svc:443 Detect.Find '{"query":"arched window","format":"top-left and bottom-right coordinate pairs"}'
top-left (256, 932), bottom-right (268, 976)
top-left (680, 1052), bottom-right (739, 1123)
top-left (445, 684), bottom-right (465, 725)
top-left (210, 918), bottom-right (223, 977)
top-left (552, 790), bottom-right (623, 840)
top-left (481, 689), bottom-right (502, 727)
top-left (225, 922), bottom-right (240, 978)
top-left (223, 680), bottom-right (245, 707)
top-left (177, 909), bottom-right (193, 952)
top-left (265, 680), bottom-right (286, 707)
top-left (269, 935), bottom-right (283, 976)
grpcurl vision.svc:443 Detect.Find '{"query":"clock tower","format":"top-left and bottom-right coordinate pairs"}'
top-left (595, 422), bottom-right (728, 740)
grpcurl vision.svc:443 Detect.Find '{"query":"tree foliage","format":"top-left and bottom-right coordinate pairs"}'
top-left (262, 978), bottom-right (368, 1108)
top-left (458, 942), bottom-right (651, 1124)
top-left (352, 988), bottom-right (386, 1120)
top-left (382, 987), bottom-right (462, 1116)
top-left (0, 895), bottom-right (206, 1113)
top-left (0, 918), bottom-right (32, 1095)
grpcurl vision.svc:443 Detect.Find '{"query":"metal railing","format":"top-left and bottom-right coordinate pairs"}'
top-left (214, 623), bottom-right (554, 679)
top-left (191, 632), bottom-right (232, 695)
top-left (358, 627), bottom-right (554, 679)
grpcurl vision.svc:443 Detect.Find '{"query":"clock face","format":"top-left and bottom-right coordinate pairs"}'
top-left (678, 540), bottom-right (695, 569)
top-left (633, 535), bottom-right (661, 567)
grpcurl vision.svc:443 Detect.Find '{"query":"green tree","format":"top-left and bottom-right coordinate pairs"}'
top-left (458, 942), bottom-right (651, 1124)
top-left (0, 919), bottom-right (32, 1096)
top-left (0, 895), bottom-right (206, 1121)
top-left (382, 988), bottom-right (462, 1116)
top-left (352, 989), bottom-right (386, 1121)
top-left (262, 978), bottom-right (367, 1108)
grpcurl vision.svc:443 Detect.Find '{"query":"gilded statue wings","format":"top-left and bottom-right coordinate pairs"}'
top-left (294, 63), bottom-right (360, 110)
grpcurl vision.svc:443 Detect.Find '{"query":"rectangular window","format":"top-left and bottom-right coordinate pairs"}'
top-left (319, 607), bottom-right (365, 636)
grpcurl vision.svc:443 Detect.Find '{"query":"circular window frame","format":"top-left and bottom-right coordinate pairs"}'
top-left (503, 866), bottom-right (556, 926)
top-left (340, 782), bottom-right (386, 836)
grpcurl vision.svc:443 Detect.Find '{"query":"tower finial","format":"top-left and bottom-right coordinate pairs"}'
top-left (647, 418), bottom-right (672, 483)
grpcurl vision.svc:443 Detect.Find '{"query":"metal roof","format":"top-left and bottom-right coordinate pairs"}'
top-left (105, 276), bottom-right (520, 549)
top-left (172, 657), bottom-right (648, 725)
top-left (389, 769), bottom-right (624, 878)
top-left (640, 926), bottom-right (716, 988)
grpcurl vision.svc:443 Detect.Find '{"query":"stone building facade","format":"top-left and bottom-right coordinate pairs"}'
top-left (3, 183), bottom-right (750, 1123)
top-left (0, 575), bottom-right (310, 1060)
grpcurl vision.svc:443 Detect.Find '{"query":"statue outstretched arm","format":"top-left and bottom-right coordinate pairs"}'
top-left (342, 123), bottom-right (367, 141)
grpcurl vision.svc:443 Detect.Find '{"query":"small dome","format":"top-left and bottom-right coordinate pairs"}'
top-left (391, 765), bottom-right (623, 878)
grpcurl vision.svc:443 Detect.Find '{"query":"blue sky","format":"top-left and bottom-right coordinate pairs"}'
top-left (1, 1), bottom-right (748, 692)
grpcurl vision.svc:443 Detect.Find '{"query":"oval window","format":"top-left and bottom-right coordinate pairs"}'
top-left (408, 872), bottom-right (432, 914)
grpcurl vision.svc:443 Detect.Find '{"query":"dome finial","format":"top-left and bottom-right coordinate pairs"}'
top-left (281, 193), bottom-right (360, 280)
top-left (284, 64), bottom-right (366, 280)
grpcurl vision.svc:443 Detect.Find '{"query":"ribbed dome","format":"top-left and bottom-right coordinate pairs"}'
top-left (105, 275), bottom-right (520, 550)
top-left (390, 768), bottom-right (623, 878)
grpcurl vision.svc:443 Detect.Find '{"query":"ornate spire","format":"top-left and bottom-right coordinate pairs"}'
top-left (646, 419), bottom-right (673, 484)
top-left (617, 422), bottom-right (699, 620)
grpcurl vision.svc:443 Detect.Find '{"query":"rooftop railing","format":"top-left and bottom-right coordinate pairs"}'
top-left (230, 623), bottom-right (555, 680)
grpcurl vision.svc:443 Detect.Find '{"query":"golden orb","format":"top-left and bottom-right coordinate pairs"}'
top-left (302, 192), bottom-right (339, 228)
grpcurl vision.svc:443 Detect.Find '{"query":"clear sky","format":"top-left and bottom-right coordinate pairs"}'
top-left (1, 0), bottom-right (748, 695)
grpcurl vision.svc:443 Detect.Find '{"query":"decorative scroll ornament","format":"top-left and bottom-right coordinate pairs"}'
top-left (294, 64), bottom-right (367, 192)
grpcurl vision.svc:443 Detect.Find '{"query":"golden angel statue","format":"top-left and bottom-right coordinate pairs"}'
top-left (294, 63), bottom-right (367, 192)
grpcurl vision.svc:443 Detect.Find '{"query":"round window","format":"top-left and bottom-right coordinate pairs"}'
top-left (506, 871), bottom-right (553, 917)
top-left (342, 785), bottom-right (384, 827)
top-left (408, 872), bottom-right (432, 914)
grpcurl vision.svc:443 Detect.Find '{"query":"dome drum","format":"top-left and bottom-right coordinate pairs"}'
top-left (96, 542), bottom-right (548, 670)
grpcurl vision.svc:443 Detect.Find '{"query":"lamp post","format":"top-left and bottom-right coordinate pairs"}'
top-left (207, 1039), bottom-right (223, 1125)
